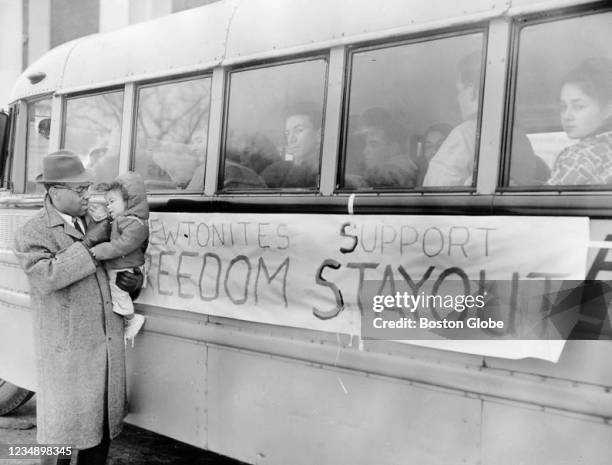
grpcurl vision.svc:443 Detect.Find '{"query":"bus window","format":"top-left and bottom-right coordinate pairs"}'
top-left (25, 98), bottom-right (52, 193)
top-left (134, 77), bottom-right (211, 191)
top-left (221, 59), bottom-right (327, 191)
top-left (507, 11), bottom-right (612, 188)
top-left (62, 91), bottom-right (124, 186)
top-left (342, 32), bottom-right (485, 190)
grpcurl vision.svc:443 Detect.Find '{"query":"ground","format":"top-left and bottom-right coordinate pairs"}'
top-left (0, 397), bottom-right (246, 465)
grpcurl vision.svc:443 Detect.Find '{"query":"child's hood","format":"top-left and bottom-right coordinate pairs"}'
top-left (116, 171), bottom-right (149, 220)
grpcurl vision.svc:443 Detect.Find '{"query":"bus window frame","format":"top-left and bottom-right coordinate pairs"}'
top-left (498, 1), bottom-right (612, 193)
top-left (130, 72), bottom-right (214, 194)
top-left (60, 86), bottom-right (126, 174)
top-left (0, 106), bottom-right (15, 189)
top-left (22, 94), bottom-right (53, 194)
top-left (217, 52), bottom-right (330, 195)
top-left (335, 24), bottom-right (489, 194)
top-left (5, 104), bottom-right (18, 190)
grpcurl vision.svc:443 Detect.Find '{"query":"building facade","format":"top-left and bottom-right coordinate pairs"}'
top-left (0, 0), bottom-right (217, 108)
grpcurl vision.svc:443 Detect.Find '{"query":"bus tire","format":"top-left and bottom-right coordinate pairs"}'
top-left (0, 379), bottom-right (34, 416)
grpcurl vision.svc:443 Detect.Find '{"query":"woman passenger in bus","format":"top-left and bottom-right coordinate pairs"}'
top-left (548, 58), bottom-right (612, 185)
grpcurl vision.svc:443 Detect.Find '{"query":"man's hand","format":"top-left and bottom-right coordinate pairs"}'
top-left (82, 219), bottom-right (111, 248)
top-left (116, 268), bottom-right (144, 300)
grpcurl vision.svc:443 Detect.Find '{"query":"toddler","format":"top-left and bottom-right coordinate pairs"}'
top-left (89, 171), bottom-right (149, 344)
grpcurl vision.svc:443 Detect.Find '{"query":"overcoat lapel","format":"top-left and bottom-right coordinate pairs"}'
top-left (43, 196), bottom-right (84, 240)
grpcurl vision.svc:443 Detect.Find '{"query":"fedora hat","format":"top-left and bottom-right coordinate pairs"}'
top-left (35, 150), bottom-right (94, 183)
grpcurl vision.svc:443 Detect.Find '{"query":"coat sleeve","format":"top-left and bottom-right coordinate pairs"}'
top-left (14, 234), bottom-right (97, 295)
top-left (90, 217), bottom-right (149, 261)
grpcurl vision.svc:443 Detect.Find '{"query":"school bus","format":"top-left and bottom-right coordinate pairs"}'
top-left (1, 0), bottom-right (611, 463)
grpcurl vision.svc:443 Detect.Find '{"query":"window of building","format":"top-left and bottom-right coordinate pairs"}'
top-left (221, 59), bottom-right (327, 191)
top-left (25, 98), bottom-right (52, 193)
top-left (62, 90), bottom-right (124, 187)
top-left (50, 0), bottom-right (99, 48)
top-left (172, 0), bottom-right (216, 13)
top-left (134, 77), bottom-right (211, 191)
top-left (341, 32), bottom-right (485, 190)
top-left (506, 11), bottom-right (612, 188)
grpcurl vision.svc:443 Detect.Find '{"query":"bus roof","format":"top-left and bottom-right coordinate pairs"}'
top-left (9, 0), bottom-right (593, 102)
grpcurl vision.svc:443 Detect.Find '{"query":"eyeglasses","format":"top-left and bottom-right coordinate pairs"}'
top-left (52, 184), bottom-right (92, 197)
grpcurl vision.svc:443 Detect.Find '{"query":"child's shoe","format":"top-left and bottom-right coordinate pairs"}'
top-left (125, 313), bottom-right (145, 347)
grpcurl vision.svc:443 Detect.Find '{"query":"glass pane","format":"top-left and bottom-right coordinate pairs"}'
top-left (343, 33), bottom-right (484, 189)
top-left (63, 91), bottom-right (124, 186)
top-left (25, 98), bottom-right (52, 193)
top-left (509, 12), bottom-right (612, 187)
top-left (2, 108), bottom-right (16, 189)
top-left (222, 59), bottom-right (327, 190)
top-left (134, 77), bottom-right (211, 191)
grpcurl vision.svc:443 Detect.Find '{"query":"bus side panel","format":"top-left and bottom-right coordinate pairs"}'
top-left (484, 221), bottom-right (612, 386)
top-left (207, 346), bottom-right (482, 465)
top-left (0, 306), bottom-right (35, 390)
top-left (0, 210), bottom-right (37, 390)
top-left (482, 402), bottom-right (612, 465)
top-left (484, 340), bottom-right (612, 386)
top-left (125, 331), bottom-right (208, 449)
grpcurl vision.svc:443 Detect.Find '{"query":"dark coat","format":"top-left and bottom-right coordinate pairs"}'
top-left (260, 160), bottom-right (318, 188)
top-left (13, 197), bottom-right (126, 449)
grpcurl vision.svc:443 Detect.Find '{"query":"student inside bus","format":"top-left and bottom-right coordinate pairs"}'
top-left (358, 107), bottom-right (417, 188)
top-left (260, 101), bottom-right (322, 188)
top-left (38, 117), bottom-right (51, 140)
top-left (222, 133), bottom-right (280, 189)
top-left (422, 51), bottom-right (481, 187)
top-left (234, 132), bottom-right (281, 175)
top-left (415, 123), bottom-right (452, 186)
top-left (547, 57), bottom-right (612, 185)
top-left (186, 132), bottom-right (281, 190)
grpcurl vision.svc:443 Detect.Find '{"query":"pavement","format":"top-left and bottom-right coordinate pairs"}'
top-left (0, 397), bottom-right (246, 465)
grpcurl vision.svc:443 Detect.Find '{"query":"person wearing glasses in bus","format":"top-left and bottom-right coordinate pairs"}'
top-left (13, 150), bottom-right (143, 465)
top-left (547, 58), bottom-right (612, 185)
top-left (422, 52), bottom-right (481, 187)
top-left (261, 101), bottom-right (322, 188)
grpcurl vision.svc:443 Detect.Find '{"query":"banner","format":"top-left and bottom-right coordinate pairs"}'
top-left (138, 213), bottom-right (589, 361)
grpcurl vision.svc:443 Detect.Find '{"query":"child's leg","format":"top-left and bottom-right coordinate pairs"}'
top-left (107, 268), bottom-right (146, 344)
top-left (107, 268), bottom-right (135, 316)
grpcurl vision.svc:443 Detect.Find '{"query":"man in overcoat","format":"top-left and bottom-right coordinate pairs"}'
top-left (13, 150), bottom-right (143, 465)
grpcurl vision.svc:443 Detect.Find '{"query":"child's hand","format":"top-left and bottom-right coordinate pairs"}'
top-left (88, 203), bottom-right (109, 222)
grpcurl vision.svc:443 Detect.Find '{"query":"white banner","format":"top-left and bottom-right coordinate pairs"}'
top-left (138, 213), bottom-right (589, 361)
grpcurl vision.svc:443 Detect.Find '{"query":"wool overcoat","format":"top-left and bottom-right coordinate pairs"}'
top-left (13, 197), bottom-right (127, 449)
